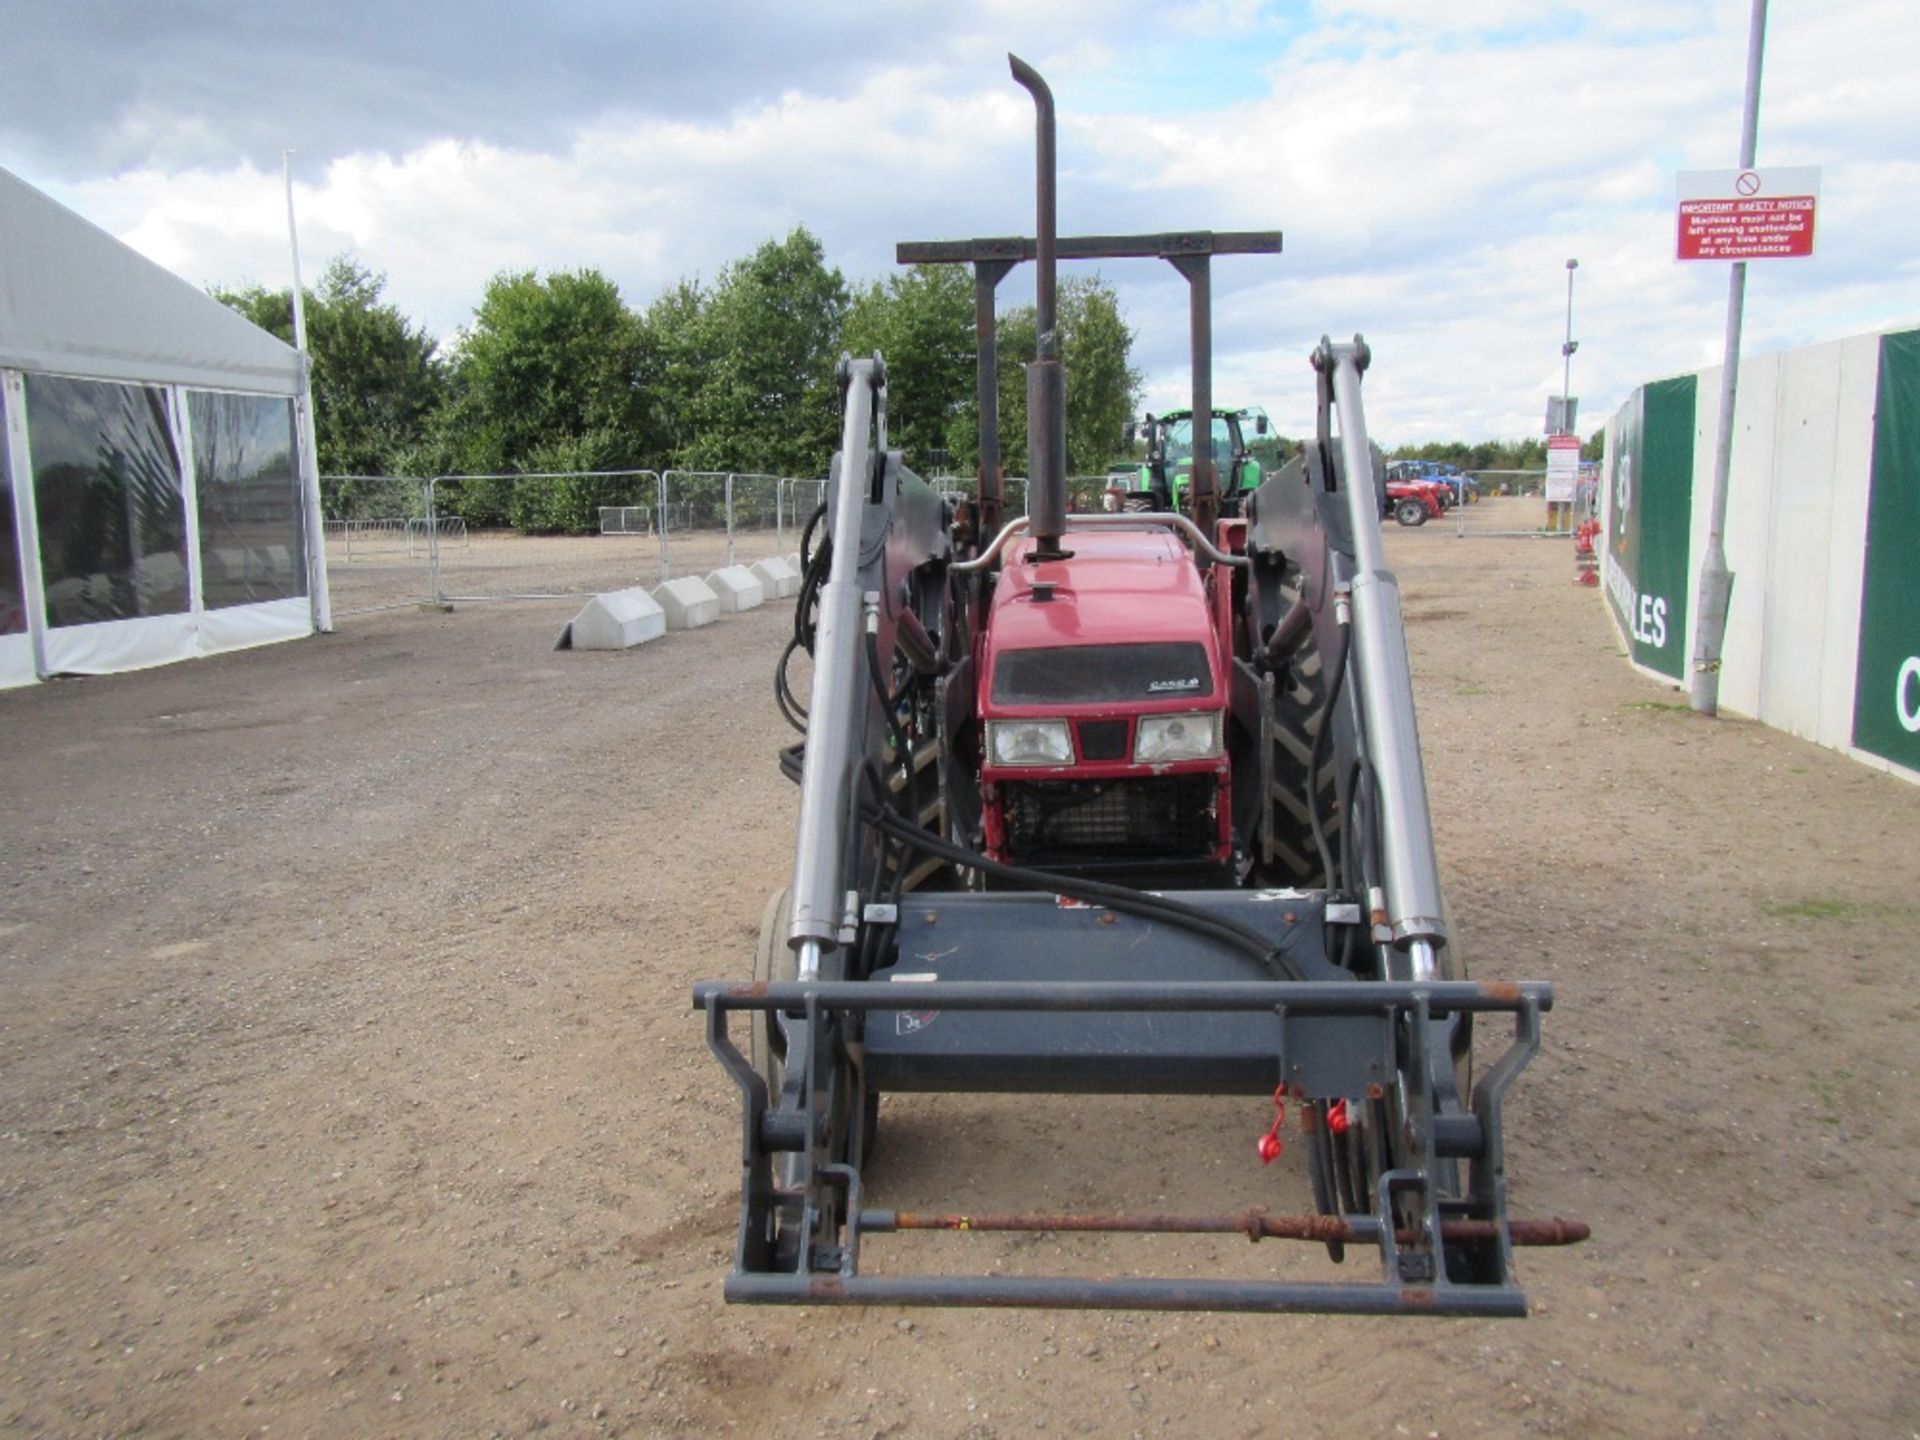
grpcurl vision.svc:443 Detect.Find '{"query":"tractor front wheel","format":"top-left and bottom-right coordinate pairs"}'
top-left (750, 888), bottom-right (796, 1086)
top-left (751, 886), bottom-right (879, 1167)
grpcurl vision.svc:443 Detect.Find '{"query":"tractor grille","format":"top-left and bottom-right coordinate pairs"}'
top-left (1077, 719), bottom-right (1129, 762)
top-left (1002, 774), bottom-right (1218, 864)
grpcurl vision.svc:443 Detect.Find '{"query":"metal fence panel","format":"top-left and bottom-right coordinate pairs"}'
top-left (1446, 475), bottom-right (1577, 538)
top-left (658, 470), bottom-right (733, 578)
top-left (321, 475), bottom-right (436, 614)
top-left (323, 469), bottom-right (835, 614)
top-left (430, 471), bottom-right (666, 600)
top-left (773, 477), bottom-right (829, 555)
top-left (725, 474), bottom-right (826, 565)
top-left (660, 470), bottom-right (820, 578)
top-left (1445, 497), bottom-right (1563, 538)
top-left (929, 475), bottom-right (1032, 517)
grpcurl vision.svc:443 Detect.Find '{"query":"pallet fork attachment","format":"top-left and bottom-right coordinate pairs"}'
top-left (696, 978), bottom-right (1581, 1316)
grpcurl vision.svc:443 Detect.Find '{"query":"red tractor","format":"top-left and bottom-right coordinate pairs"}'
top-left (1385, 474), bottom-right (1448, 526)
top-left (695, 55), bottom-right (1583, 1316)
top-left (979, 526), bottom-right (1235, 877)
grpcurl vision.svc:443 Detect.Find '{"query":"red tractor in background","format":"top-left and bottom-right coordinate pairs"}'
top-left (1384, 473), bottom-right (1448, 526)
top-left (694, 55), bottom-right (1584, 1316)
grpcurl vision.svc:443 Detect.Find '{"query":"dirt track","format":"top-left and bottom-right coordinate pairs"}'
top-left (3, 501), bottom-right (1916, 1438)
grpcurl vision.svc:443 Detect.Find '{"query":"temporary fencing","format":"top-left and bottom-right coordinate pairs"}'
top-left (322, 467), bottom-right (1586, 615)
top-left (929, 475), bottom-right (1132, 518)
top-left (1467, 469), bottom-right (1549, 499)
top-left (1446, 476), bottom-right (1577, 539)
top-left (321, 469), bottom-right (823, 613)
top-left (430, 470), bottom-right (664, 601)
top-left (929, 475), bottom-right (1028, 516)
top-left (660, 472), bottom-right (827, 576)
top-left (320, 475), bottom-right (437, 615)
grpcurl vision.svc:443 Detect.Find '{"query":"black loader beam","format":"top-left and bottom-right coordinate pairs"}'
top-left (895, 231), bottom-right (1284, 265)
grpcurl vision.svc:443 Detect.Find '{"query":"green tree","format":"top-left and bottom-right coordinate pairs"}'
top-left (213, 256), bottom-right (443, 489)
top-left (994, 305), bottom-right (1036, 479)
top-left (993, 276), bottom-right (1143, 477)
top-left (443, 267), bottom-right (651, 473)
top-left (841, 264), bottom-right (976, 474)
top-left (638, 277), bottom-right (710, 466)
top-left (1058, 277), bottom-right (1140, 475)
top-left (677, 228), bottom-right (848, 477)
top-left (1389, 438), bottom-right (1549, 473)
top-left (428, 267), bottom-right (656, 531)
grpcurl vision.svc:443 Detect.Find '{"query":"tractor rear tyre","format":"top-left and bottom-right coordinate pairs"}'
top-left (1264, 601), bottom-right (1342, 888)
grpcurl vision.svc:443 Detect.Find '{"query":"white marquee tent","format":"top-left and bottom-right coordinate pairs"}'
top-left (0, 165), bottom-right (330, 689)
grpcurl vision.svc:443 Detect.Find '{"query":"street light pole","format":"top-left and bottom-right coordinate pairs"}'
top-left (1548, 258), bottom-right (1580, 532)
top-left (1691, 0), bottom-right (1770, 718)
top-left (1561, 258), bottom-right (1579, 428)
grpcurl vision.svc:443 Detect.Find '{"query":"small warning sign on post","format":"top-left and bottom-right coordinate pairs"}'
top-left (1545, 434), bottom-right (1581, 503)
top-left (1676, 167), bottom-right (1820, 261)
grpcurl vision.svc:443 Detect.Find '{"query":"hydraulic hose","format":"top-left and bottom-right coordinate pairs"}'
top-left (775, 501), bottom-right (834, 734)
top-left (866, 628), bottom-right (918, 833)
top-left (776, 637), bottom-right (808, 732)
top-left (1305, 612), bottom-right (1352, 889)
top-left (776, 743), bottom-right (1304, 982)
top-left (868, 810), bottom-right (1306, 982)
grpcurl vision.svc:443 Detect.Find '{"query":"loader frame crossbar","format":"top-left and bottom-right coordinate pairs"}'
top-left (696, 978), bottom-right (1554, 1317)
top-left (895, 229), bottom-right (1281, 539)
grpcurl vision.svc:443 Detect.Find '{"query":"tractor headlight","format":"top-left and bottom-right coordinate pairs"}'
top-left (987, 719), bottom-right (1074, 767)
top-left (1133, 711), bottom-right (1221, 763)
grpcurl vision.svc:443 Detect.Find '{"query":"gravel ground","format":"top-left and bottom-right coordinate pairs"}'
top-left (2, 498), bottom-right (1915, 1438)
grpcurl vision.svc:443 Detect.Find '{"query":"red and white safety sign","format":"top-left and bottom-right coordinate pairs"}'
top-left (1545, 434), bottom-right (1581, 504)
top-left (1676, 167), bottom-right (1820, 261)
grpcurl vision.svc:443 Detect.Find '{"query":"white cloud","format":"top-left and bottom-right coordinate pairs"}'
top-left (11, 0), bottom-right (1920, 443)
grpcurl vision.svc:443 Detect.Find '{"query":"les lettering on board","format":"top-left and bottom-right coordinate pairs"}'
top-left (1633, 594), bottom-right (1669, 649)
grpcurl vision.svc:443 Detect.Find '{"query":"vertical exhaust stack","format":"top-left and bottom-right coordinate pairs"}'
top-left (1010, 54), bottom-right (1069, 561)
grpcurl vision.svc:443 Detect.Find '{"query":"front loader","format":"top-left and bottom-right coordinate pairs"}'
top-left (692, 55), bottom-right (1586, 1315)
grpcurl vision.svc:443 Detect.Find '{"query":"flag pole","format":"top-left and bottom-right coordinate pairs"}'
top-left (285, 150), bottom-right (332, 632)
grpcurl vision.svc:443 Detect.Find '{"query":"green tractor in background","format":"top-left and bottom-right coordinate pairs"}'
top-left (1109, 405), bottom-right (1286, 515)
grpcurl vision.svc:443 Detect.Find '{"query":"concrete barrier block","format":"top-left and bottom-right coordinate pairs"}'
top-left (748, 557), bottom-right (799, 600)
top-left (706, 565), bottom-right (766, 613)
top-left (653, 576), bottom-right (721, 630)
top-left (787, 551), bottom-right (802, 571)
top-left (565, 586), bottom-right (665, 650)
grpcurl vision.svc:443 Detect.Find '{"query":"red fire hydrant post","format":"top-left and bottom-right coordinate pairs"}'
top-left (1574, 518), bottom-right (1600, 586)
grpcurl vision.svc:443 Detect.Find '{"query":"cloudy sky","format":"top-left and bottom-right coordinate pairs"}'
top-left (3, 0), bottom-right (1915, 442)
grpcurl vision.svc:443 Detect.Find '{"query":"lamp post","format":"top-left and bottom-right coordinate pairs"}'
top-left (1545, 258), bottom-right (1581, 532)
top-left (1561, 258), bottom-right (1579, 429)
top-left (1692, 0), bottom-right (1771, 718)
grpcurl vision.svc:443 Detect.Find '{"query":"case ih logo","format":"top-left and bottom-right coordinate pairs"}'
top-left (1148, 677), bottom-right (1201, 692)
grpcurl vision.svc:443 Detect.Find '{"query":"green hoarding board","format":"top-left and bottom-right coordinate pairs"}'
top-left (1605, 375), bottom-right (1696, 679)
top-left (1851, 328), bottom-right (1920, 773)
